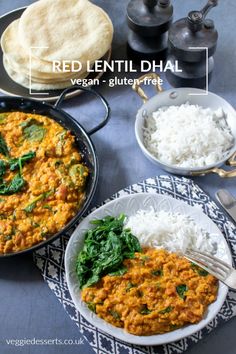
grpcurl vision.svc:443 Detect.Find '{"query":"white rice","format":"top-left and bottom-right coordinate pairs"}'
top-left (125, 208), bottom-right (216, 254)
top-left (143, 103), bottom-right (234, 168)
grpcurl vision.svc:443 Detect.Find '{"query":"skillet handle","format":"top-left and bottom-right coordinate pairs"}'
top-left (132, 73), bottom-right (163, 104)
top-left (54, 85), bottom-right (110, 135)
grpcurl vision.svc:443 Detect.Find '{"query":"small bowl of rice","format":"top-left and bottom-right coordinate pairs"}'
top-left (134, 86), bottom-right (236, 176)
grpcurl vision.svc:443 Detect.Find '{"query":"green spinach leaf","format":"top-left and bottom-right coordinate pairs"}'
top-left (9, 151), bottom-right (36, 171)
top-left (0, 113), bottom-right (8, 124)
top-left (109, 266), bottom-right (127, 276)
top-left (0, 173), bottom-right (25, 195)
top-left (87, 302), bottom-right (96, 313)
top-left (159, 306), bottom-right (173, 314)
top-left (22, 119), bottom-right (46, 142)
top-left (0, 133), bottom-right (9, 157)
top-left (151, 269), bottom-right (163, 276)
top-left (191, 263), bottom-right (208, 276)
top-left (176, 284), bottom-right (188, 300)
top-left (108, 309), bottom-right (121, 320)
top-left (140, 304), bottom-right (152, 315)
top-left (76, 214), bottom-right (141, 289)
top-left (24, 190), bottom-right (53, 213)
top-left (0, 160), bottom-right (6, 179)
top-left (197, 269), bottom-right (208, 276)
top-left (126, 281), bottom-right (137, 292)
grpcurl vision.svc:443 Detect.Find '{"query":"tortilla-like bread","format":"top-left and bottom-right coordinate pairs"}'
top-left (1, 20), bottom-right (88, 80)
top-left (18, 0), bottom-right (113, 62)
top-left (5, 54), bottom-right (91, 84)
top-left (3, 55), bottom-right (89, 90)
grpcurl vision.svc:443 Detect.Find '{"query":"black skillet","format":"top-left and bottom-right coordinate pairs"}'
top-left (0, 85), bottom-right (110, 257)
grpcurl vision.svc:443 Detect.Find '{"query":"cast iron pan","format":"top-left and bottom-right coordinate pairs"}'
top-left (0, 85), bottom-right (110, 257)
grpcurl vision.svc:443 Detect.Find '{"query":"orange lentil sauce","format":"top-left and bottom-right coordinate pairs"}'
top-left (0, 112), bottom-right (88, 254)
top-left (81, 248), bottom-right (218, 336)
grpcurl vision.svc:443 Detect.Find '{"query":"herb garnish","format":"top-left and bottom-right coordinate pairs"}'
top-left (159, 306), bottom-right (173, 314)
top-left (8, 151), bottom-right (35, 171)
top-left (24, 190), bottom-right (53, 213)
top-left (69, 164), bottom-right (87, 185)
top-left (0, 160), bottom-right (6, 179)
top-left (0, 113), bottom-right (8, 124)
top-left (108, 309), bottom-right (121, 320)
top-left (109, 266), bottom-right (127, 276)
top-left (43, 204), bottom-right (53, 211)
top-left (0, 173), bottom-right (25, 195)
top-left (4, 235), bottom-right (13, 241)
top-left (151, 269), bottom-right (163, 276)
top-left (197, 269), bottom-right (209, 276)
top-left (56, 131), bottom-right (66, 155)
top-left (126, 281), bottom-right (137, 292)
top-left (176, 284), bottom-right (188, 300)
top-left (140, 255), bottom-right (149, 265)
top-left (191, 263), bottom-right (209, 276)
top-left (87, 302), bottom-right (96, 313)
top-left (140, 304), bottom-right (152, 315)
top-left (0, 151), bottom-right (35, 195)
top-left (21, 119), bottom-right (46, 142)
top-left (0, 133), bottom-right (9, 157)
top-left (136, 289), bottom-right (143, 297)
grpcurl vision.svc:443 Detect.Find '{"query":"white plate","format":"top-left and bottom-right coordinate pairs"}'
top-left (65, 193), bottom-right (232, 346)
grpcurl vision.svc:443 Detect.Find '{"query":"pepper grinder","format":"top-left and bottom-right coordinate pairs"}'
top-left (166, 0), bottom-right (218, 88)
top-left (126, 0), bottom-right (173, 63)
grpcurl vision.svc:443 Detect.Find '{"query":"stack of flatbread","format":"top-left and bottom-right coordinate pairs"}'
top-left (1, 0), bottom-right (113, 90)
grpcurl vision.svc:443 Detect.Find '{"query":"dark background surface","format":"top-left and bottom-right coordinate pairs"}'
top-left (0, 0), bottom-right (236, 353)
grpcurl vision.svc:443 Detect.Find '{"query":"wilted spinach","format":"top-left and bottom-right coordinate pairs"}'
top-left (0, 151), bottom-right (35, 176)
top-left (24, 190), bottom-right (53, 213)
top-left (76, 214), bottom-right (141, 289)
top-left (109, 266), bottom-right (127, 276)
top-left (0, 113), bottom-right (8, 124)
top-left (0, 160), bottom-right (6, 179)
top-left (191, 263), bottom-right (208, 276)
top-left (151, 269), bottom-right (163, 276)
top-left (0, 151), bottom-right (35, 195)
top-left (8, 151), bottom-right (36, 171)
top-left (87, 302), bottom-right (96, 313)
top-left (0, 133), bottom-right (9, 157)
top-left (140, 304), bottom-right (152, 315)
top-left (21, 119), bottom-right (46, 142)
top-left (108, 309), bottom-right (121, 320)
top-left (0, 173), bottom-right (25, 195)
top-left (176, 284), bottom-right (188, 300)
top-left (159, 306), bottom-right (173, 314)
top-left (126, 281), bottom-right (137, 292)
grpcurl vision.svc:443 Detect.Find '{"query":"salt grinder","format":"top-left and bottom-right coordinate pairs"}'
top-left (126, 0), bottom-right (173, 63)
top-left (166, 0), bottom-right (218, 88)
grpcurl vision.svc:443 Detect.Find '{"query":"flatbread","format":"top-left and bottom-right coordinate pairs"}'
top-left (1, 20), bottom-right (88, 80)
top-left (3, 55), bottom-right (89, 90)
top-left (5, 55), bottom-right (91, 84)
top-left (18, 0), bottom-right (113, 62)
